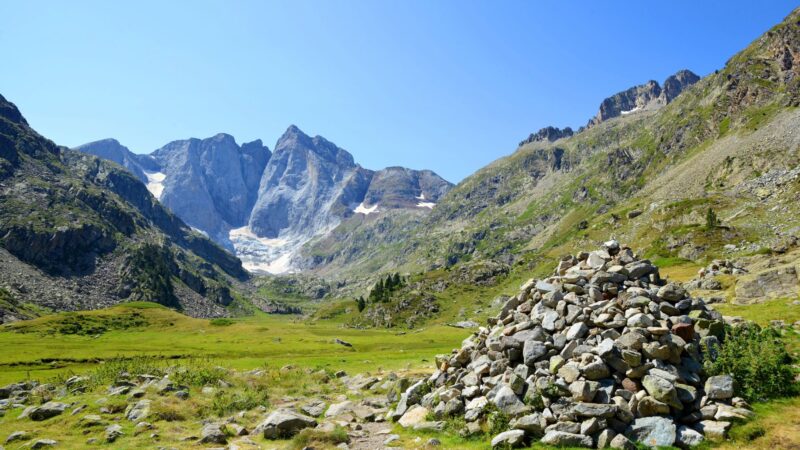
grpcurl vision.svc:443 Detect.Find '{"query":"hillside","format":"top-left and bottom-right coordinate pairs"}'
top-left (314, 7), bottom-right (800, 325)
top-left (0, 94), bottom-right (249, 322)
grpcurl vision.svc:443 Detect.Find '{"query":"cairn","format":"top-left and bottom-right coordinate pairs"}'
top-left (392, 241), bottom-right (752, 448)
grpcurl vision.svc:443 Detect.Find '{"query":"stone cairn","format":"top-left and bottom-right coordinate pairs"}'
top-left (391, 241), bottom-right (752, 448)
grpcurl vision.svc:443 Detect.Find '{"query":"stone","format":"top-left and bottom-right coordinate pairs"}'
top-left (491, 429), bottom-right (525, 448)
top-left (676, 425), bottom-right (704, 448)
top-left (642, 375), bottom-right (681, 409)
top-left (31, 440), bottom-right (57, 449)
top-left (325, 400), bottom-right (354, 418)
top-left (20, 402), bottom-right (68, 421)
top-left (658, 283), bottom-right (686, 301)
top-left (301, 399), bottom-right (327, 417)
top-left (398, 405), bottom-right (429, 428)
top-left (704, 375), bottom-right (734, 400)
top-left (627, 416), bottom-right (676, 447)
top-left (695, 420), bottom-right (730, 439)
top-left (258, 408), bottom-right (317, 439)
top-left (566, 322), bottom-right (589, 340)
top-left (610, 433), bottom-right (637, 450)
top-left (125, 400), bottom-right (151, 421)
top-left (569, 381), bottom-right (598, 402)
top-left (523, 340), bottom-right (548, 366)
top-left (714, 404), bottom-right (754, 421)
top-left (573, 402), bottom-right (617, 418)
top-left (5, 431), bottom-right (28, 444)
top-left (510, 413), bottom-right (546, 435)
top-left (540, 430), bottom-right (593, 448)
top-left (199, 423), bottom-right (227, 445)
top-left (105, 424), bottom-right (124, 443)
top-left (492, 385), bottom-right (528, 416)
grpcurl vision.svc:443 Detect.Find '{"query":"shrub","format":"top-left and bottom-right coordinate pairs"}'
top-left (291, 426), bottom-right (349, 449)
top-left (152, 401), bottom-right (187, 421)
top-left (209, 318), bottom-right (234, 326)
top-left (704, 323), bottom-right (797, 402)
top-left (209, 385), bottom-right (269, 417)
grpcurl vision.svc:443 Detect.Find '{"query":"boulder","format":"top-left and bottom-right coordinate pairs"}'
top-left (626, 416), bottom-right (676, 447)
top-left (704, 375), bottom-right (734, 400)
top-left (199, 423), bottom-right (227, 444)
top-left (491, 429), bottom-right (525, 448)
top-left (540, 430), bottom-right (593, 448)
top-left (398, 405), bottom-right (429, 428)
top-left (258, 409), bottom-right (316, 439)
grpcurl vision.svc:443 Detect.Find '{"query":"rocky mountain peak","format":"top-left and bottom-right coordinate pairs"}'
top-left (275, 125), bottom-right (356, 168)
top-left (519, 126), bottom-right (574, 147)
top-left (587, 69), bottom-right (700, 127)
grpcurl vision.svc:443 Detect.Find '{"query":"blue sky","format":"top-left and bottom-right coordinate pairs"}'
top-left (2, 1), bottom-right (797, 182)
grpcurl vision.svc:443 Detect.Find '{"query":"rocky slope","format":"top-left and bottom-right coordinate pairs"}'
top-left (0, 94), bottom-right (248, 321)
top-left (77, 127), bottom-right (452, 274)
top-left (311, 7), bottom-right (800, 300)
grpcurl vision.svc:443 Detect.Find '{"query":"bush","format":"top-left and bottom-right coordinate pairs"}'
top-left (291, 426), bottom-right (349, 449)
top-left (704, 323), bottom-right (797, 402)
top-left (209, 385), bottom-right (269, 417)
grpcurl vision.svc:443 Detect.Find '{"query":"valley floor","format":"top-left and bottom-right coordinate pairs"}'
top-left (0, 264), bottom-right (798, 449)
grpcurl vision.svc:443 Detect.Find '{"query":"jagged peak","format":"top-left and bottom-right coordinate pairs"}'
top-left (587, 69), bottom-right (700, 127)
top-left (519, 126), bottom-right (574, 147)
top-left (275, 125), bottom-right (355, 167)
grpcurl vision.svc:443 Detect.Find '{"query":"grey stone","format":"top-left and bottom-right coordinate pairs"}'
top-left (626, 416), bottom-right (676, 447)
top-left (258, 408), bottom-right (316, 439)
top-left (199, 423), bottom-right (227, 445)
top-left (540, 430), bottom-right (593, 448)
top-left (491, 429), bottom-right (525, 448)
top-left (676, 425), bottom-right (704, 448)
top-left (704, 375), bottom-right (734, 400)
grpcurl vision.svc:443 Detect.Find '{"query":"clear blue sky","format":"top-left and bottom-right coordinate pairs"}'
top-left (2, 1), bottom-right (797, 182)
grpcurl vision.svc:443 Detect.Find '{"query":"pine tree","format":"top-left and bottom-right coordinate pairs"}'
top-left (356, 296), bottom-right (366, 312)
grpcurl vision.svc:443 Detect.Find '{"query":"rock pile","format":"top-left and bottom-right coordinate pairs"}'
top-left (393, 241), bottom-right (751, 448)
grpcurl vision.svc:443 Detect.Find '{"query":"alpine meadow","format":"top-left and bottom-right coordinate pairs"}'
top-left (1, 2), bottom-right (800, 449)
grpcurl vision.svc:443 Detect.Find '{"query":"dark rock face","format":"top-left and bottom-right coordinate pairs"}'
top-left (151, 133), bottom-right (271, 242)
top-left (0, 93), bottom-right (246, 319)
top-left (587, 69), bottom-right (700, 127)
top-left (519, 126), bottom-right (574, 147)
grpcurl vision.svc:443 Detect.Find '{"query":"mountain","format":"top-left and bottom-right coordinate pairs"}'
top-left (586, 69), bottom-right (700, 127)
top-left (75, 126), bottom-right (452, 274)
top-left (0, 94), bottom-right (248, 322)
top-left (151, 134), bottom-right (271, 244)
top-left (313, 7), bottom-right (800, 316)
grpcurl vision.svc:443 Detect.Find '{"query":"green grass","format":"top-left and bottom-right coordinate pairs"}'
top-left (0, 303), bottom-right (470, 385)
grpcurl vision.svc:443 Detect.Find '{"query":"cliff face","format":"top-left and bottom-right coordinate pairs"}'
top-left (75, 126), bottom-right (452, 273)
top-left (587, 69), bottom-right (700, 127)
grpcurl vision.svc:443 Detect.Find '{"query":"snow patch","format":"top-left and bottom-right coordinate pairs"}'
top-left (144, 170), bottom-right (166, 199)
top-left (415, 193), bottom-right (426, 200)
top-left (228, 226), bottom-right (299, 275)
top-left (417, 201), bottom-right (436, 209)
top-left (620, 106), bottom-right (643, 116)
top-left (354, 202), bottom-right (379, 215)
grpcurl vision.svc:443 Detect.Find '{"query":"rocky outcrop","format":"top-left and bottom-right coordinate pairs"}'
top-left (587, 70), bottom-right (699, 127)
top-left (734, 265), bottom-right (799, 303)
top-left (519, 126), bottom-right (574, 147)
